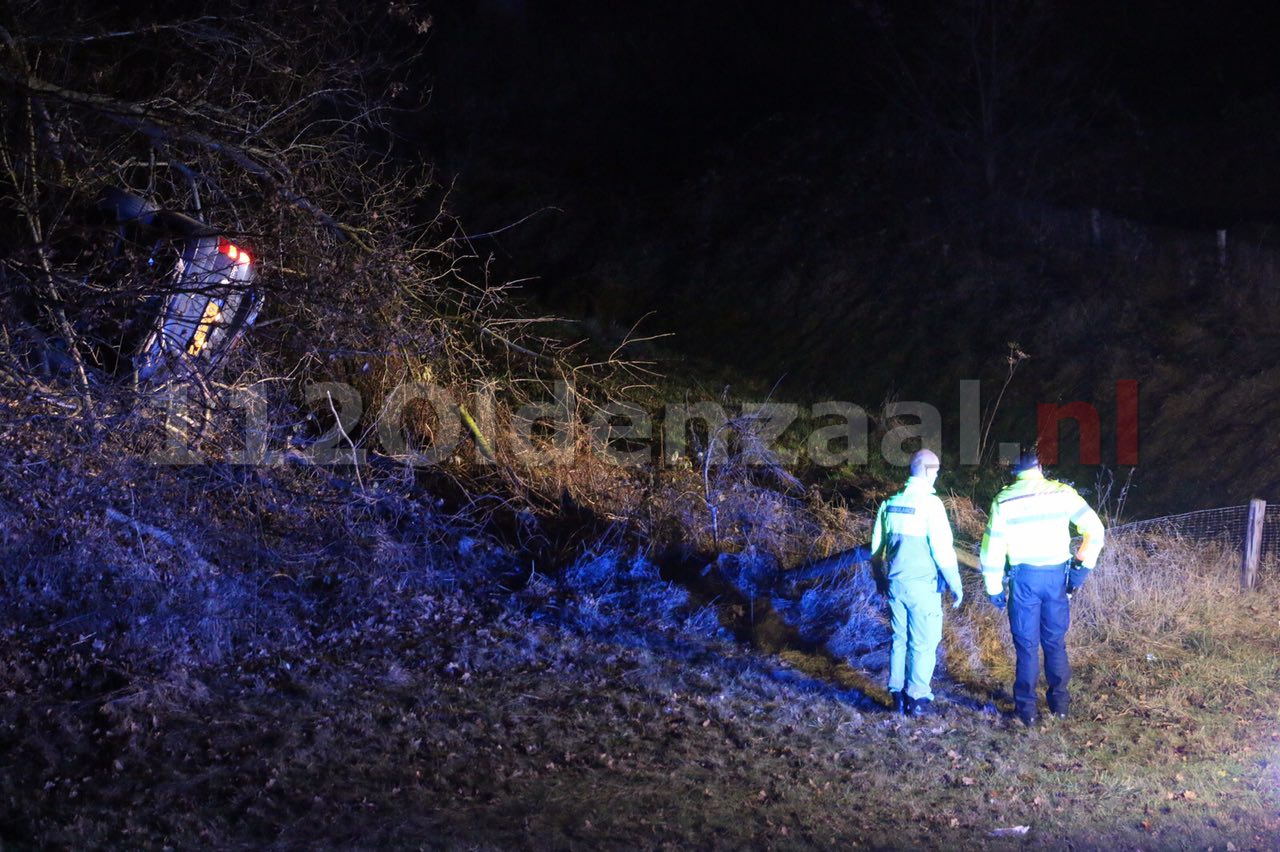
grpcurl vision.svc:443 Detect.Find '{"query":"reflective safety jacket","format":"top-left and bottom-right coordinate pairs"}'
top-left (870, 475), bottom-right (962, 594)
top-left (979, 469), bottom-right (1106, 594)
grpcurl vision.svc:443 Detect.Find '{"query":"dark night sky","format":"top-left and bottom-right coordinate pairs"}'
top-left (427, 1), bottom-right (876, 188)
top-left (425, 1), bottom-right (1280, 191)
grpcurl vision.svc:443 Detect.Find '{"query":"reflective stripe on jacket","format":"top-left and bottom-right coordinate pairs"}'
top-left (979, 469), bottom-right (1106, 594)
top-left (870, 476), bottom-right (962, 594)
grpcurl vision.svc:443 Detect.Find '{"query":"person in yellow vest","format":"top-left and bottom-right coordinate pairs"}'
top-left (869, 449), bottom-right (964, 717)
top-left (980, 448), bottom-right (1105, 726)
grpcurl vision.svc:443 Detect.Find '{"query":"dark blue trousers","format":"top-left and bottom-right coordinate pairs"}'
top-left (1008, 562), bottom-right (1072, 719)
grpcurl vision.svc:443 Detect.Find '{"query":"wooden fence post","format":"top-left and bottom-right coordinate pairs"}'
top-left (1241, 498), bottom-right (1265, 590)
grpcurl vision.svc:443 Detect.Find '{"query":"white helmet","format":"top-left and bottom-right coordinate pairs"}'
top-left (910, 449), bottom-right (941, 476)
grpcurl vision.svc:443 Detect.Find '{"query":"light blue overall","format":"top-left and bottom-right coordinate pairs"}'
top-left (870, 476), bottom-right (963, 701)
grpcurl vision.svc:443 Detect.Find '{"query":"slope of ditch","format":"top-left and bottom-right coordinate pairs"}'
top-left (3, 405), bottom-right (1279, 849)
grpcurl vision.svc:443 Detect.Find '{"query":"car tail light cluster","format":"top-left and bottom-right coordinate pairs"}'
top-left (218, 237), bottom-right (251, 266)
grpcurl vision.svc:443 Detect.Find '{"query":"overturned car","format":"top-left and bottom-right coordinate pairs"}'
top-left (11, 188), bottom-right (264, 444)
top-left (100, 188), bottom-right (262, 387)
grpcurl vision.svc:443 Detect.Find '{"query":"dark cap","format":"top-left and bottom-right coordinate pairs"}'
top-left (1012, 447), bottom-right (1041, 473)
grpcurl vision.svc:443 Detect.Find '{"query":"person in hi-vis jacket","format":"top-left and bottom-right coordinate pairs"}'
top-left (870, 449), bottom-right (964, 717)
top-left (980, 448), bottom-right (1105, 726)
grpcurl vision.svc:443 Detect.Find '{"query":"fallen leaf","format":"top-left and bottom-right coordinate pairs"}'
top-left (1183, 790), bottom-right (1197, 800)
top-left (961, 777), bottom-right (977, 786)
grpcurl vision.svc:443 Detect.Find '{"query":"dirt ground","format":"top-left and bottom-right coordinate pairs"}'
top-left (3, 548), bottom-right (1278, 851)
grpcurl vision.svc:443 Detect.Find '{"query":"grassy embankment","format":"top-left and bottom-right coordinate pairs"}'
top-left (1, 384), bottom-right (1278, 849)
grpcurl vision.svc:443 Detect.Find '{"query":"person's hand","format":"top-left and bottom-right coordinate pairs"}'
top-left (1067, 564), bottom-right (1092, 594)
top-left (988, 591), bottom-right (1007, 610)
top-left (951, 589), bottom-right (964, 609)
top-left (871, 558), bottom-right (888, 596)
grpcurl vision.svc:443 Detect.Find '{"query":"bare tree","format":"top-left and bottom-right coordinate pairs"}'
top-left (873, 0), bottom-right (1081, 198)
top-left (0, 2), bottom-right (430, 386)
top-left (0, 2), bottom-right (530, 411)
top-left (0, 0), bottom-right (655, 529)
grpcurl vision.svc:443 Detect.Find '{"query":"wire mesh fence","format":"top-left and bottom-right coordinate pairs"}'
top-left (1111, 503), bottom-right (1280, 555)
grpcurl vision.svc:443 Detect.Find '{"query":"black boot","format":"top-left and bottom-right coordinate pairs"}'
top-left (909, 697), bottom-right (932, 718)
top-left (889, 690), bottom-right (906, 714)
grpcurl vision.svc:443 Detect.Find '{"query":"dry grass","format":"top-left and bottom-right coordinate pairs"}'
top-left (6, 325), bottom-right (1280, 848)
top-left (944, 492), bottom-right (989, 541)
top-left (1071, 532), bottom-right (1246, 647)
top-left (4, 3), bottom-right (1280, 848)
top-left (1066, 533), bottom-right (1280, 740)
top-left (4, 388), bottom-right (1280, 850)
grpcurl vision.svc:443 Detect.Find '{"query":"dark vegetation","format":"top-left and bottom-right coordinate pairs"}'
top-left (3, 1), bottom-right (1280, 849)
top-left (432, 0), bottom-right (1280, 515)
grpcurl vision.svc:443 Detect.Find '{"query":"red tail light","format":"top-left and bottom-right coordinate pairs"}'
top-left (218, 237), bottom-right (251, 266)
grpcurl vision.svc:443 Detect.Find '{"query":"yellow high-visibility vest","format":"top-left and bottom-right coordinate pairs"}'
top-left (979, 469), bottom-right (1105, 594)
